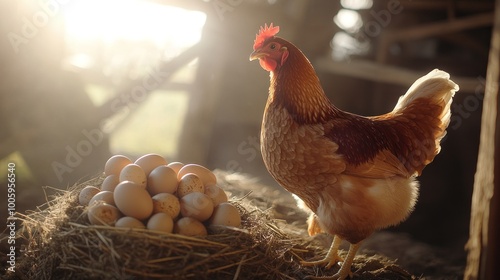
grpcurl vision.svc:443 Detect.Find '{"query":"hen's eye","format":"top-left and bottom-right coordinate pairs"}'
top-left (270, 44), bottom-right (276, 50)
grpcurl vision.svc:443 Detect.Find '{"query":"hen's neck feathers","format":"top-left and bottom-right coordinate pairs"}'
top-left (269, 39), bottom-right (340, 124)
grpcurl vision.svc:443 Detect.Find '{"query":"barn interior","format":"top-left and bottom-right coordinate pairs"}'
top-left (1, 0), bottom-right (498, 279)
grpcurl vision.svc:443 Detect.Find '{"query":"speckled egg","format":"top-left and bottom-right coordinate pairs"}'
top-left (177, 164), bottom-right (216, 186)
top-left (152, 193), bottom-right (180, 219)
top-left (177, 173), bottom-right (204, 198)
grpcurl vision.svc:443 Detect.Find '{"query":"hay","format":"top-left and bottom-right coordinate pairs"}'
top-left (6, 172), bottom-right (415, 280)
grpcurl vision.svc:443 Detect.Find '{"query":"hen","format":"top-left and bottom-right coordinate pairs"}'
top-left (249, 24), bottom-right (458, 279)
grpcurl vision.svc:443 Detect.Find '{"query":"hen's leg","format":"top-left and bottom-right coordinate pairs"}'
top-left (301, 235), bottom-right (343, 268)
top-left (304, 242), bottom-right (361, 280)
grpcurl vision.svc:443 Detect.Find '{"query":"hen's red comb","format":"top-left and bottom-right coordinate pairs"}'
top-left (253, 23), bottom-right (280, 50)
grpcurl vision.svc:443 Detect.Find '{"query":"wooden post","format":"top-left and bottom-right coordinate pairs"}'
top-left (465, 0), bottom-right (500, 279)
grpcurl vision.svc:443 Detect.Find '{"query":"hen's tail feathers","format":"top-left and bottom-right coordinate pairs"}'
top-left (394, 69), bottom-right (458, 112)
top-left (393, 69), bottom-right (459, 162)
top-left (394, 68), bottom-right (459, 127)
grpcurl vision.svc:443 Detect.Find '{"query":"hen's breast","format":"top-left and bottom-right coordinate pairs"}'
top-left (260, 103), bottom-right (345, 211)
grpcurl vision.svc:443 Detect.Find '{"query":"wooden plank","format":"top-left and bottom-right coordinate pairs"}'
top-left (377, 12), bottom-right (494, 62)
top-left (314, 58), bottom-right (480, 92)
top-left (465, 0), bottom-right (500, 279)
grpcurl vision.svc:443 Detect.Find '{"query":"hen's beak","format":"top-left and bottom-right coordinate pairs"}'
top-left (249, 50), bottom-right (267, 61)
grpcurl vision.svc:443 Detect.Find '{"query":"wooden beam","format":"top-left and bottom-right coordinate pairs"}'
top-left (403, 1), bottom-right (494, 12)
top-left (465, 0), bottom-right (500, 279)
top-left (314, 58), bottom-right (480, 93)
top-left (377, 12), bottom-right (494, 62)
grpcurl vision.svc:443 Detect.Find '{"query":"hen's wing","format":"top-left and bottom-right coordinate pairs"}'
top-left (324, 97), bottom-right (448, 179)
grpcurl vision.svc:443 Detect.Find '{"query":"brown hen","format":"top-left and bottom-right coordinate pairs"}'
top-left (250, 24), bottom-right (459, 279)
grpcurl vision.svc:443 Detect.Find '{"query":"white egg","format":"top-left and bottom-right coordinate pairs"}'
top-left (177, 164), bottom-right (216, 186)
top-left (79, 185), bottom-right (100, 206)
top-left (209, 202), bottom-right (241, 227)
top-left (135, 153), bottom-right (168, 176)
top-left (177, 173), bottom-right (204, 198)
top-left (174, 217), bottom-right (207, 237)
top-left (104, 155), bottom-right (132, 176)
top-left (148, 166), bottom-right (178, 195)
top-left (180, 192), bottom-right (214, 222)
top-left (152, 193), bottom-right (180, 219)
top-left (119, 164), bottom-right (147, 188)
top-left (114, 181), bottom-right (153, 220)
top-left (147, 213), bottom-right (174, 233)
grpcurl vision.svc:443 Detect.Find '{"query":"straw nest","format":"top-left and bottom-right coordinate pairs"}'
top-left (6, 170), bottom-right (414, 280)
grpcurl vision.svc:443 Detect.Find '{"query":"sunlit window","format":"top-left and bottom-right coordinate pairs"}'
top-left (330, 31), bottom-right (370, 60)
top-left (341, 0), bottom-right (373, 10)
top-left (61, 0), bottom-right (207, 158)
top-left (331, 0), bottom-right (373, 61)
top-left (333, 9), bottom-right (363, 33)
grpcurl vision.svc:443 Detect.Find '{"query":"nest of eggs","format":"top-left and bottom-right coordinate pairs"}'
top-left (9, 170), bottom-right (414, 280)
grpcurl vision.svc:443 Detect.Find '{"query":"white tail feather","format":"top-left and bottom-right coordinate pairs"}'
top-left (393, 69), bottom-right (459, 129)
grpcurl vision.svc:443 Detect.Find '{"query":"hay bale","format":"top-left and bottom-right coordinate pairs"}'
top-left (7, 171), bottom-right (415, 280)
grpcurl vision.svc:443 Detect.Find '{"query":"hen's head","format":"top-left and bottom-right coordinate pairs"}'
top-left (249, 23), bottom-right (289, 72)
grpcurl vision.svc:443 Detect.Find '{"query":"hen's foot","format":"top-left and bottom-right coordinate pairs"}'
top-left (300, 254), bottom-right (343, 269)
top-left (303, 241), bottom-right (361, 280)
top-left (301, 235), bottom-right (343, 269)
top-left (303, 271), bottom-right (352, 280)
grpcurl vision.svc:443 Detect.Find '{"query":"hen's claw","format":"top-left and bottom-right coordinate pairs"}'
top-left (301, 235), bottom-right (343, 269)
top-left (300, 254), bottom-right (343, 269)
top-left (302, 237), bottom-right (360, 280)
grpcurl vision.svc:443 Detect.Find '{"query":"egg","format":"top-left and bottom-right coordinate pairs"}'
top-left (177, 164), bottom-right (217, 186)
top-left (101, 175), bottom-right (119, 192)
top-left (119, 164), bottom-right (147, 188)
top-left (167, 162), bottom-right (184, 174)
top-left (87, 203), bottom-right (121, 226)
top-left (135, 153), bottom-right (168, 176)
top-left (89, 191), bottom-right (115, 206)
top-left (78, 185), bottom-right (101, 206)
top-left (174, 217), bottom-right (207, 237)
top-left (204, 185), bottom-right (228, 206)
top-left (115, 216), bottom-right (146, 229)
top-left (147, 213), bottom-right (174, 233)
top-left (148, 166), bottom-right (178, 195)
top-left (209, 202), bottom-right (241, 227)
top-left (180, 192), bottom-right (214, 222)
top-left (114, 181), bottom-right (153, 220)
top-left (177, 173), bottom-right (204, 198)
top-left (152, 193), bottom-right (180, 219)
top-left (104, 155), bottom-right (132, 176)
